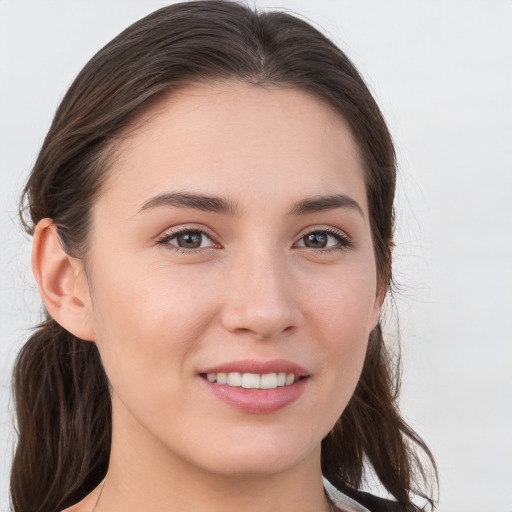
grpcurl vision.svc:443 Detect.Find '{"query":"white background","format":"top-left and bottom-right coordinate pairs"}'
top-left (1, 1), bottom-right (511, 511)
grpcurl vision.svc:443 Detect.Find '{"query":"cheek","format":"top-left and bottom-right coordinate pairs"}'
top-left (304, 265), bottom-right (376, 400)
top-left (306, 262), bottom-right (378, 338)
top-left (88, 261), bottom-right (220, 384)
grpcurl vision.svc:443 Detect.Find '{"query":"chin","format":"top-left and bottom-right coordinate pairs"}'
top-left (181, 426), bottom-right (322, 478)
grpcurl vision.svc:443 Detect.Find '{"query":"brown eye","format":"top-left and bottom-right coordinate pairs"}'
top-left (295, 229), bottom-right (351, 251)
top-left (175, 231), bottom-right (203, 248)
top-left (303, 232), bottom-right (328, 248)
top-left (158, 229), bottom-right (216, 250)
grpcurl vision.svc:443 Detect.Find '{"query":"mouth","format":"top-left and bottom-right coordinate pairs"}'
top-left (200, 372), bottom-right (303, 389)
top-left (198, 360), bottom-right (309, 413)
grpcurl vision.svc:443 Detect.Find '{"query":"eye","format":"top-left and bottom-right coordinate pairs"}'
top-left (157, 228), bottom-right (217, 251)
top-left (295, 228), bottom-right (352, 251)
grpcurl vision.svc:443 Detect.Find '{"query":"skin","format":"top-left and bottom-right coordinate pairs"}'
top-left (34, 81), bottom-right (383, 512)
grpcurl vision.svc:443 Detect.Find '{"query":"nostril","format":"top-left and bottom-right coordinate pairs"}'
top-left (237, 326), bottom-right (295, 341)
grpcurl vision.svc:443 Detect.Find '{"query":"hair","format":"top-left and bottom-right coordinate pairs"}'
top-left (12, 2), bottom-right (437, 511)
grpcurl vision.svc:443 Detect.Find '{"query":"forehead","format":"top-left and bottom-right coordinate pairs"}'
top-left (100, 81), bottom-right (368, 215)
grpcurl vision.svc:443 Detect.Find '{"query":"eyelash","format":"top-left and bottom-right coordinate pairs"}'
top-left (156, 226), bottom-right (219, 254)
top-left (156, 226), bottom-right (353, 254)
top-left (296, 227), bottom-right (353, 252)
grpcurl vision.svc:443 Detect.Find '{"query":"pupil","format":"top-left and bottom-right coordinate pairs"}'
top-left (178, 232), bottom-right (202, 248)
top-left (305, 233), bottom-right (327, 248)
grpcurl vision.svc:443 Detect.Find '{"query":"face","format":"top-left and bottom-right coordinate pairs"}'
top-left (81, 81), bottom-right (382, 478)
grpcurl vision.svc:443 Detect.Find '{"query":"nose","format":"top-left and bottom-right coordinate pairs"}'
top-left (220, 248), bottom-right (302, 340)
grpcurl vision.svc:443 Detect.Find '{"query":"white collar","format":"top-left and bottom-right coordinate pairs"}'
top-left (323, 477), bottom-right (371, 512)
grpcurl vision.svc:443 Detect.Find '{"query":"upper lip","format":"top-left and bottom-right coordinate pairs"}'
top-left (200, 359), bottom-right (309, 377)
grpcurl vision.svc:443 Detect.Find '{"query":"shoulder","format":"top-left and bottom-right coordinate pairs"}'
top-left (324, 478), bottom-right (414, 512)
top-left (343, 489), bottom-right (415, 512)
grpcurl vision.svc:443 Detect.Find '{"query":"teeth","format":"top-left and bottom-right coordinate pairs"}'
top-left (260, 373), bottom-right (277, 389)
top-left (205, 372), bottom-right (298, 389)
top-left (241, 373), bottom-right (260, 388)
top-left (227, 372), bottom-right (242, 386)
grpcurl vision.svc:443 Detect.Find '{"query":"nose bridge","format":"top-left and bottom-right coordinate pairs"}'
top-left (221, 242), bottom-right (300, 338)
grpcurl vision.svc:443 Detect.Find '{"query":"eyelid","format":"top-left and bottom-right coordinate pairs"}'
top-left (293, 225), bottom-right (353, 251)
top-left (156, 224), bottom-right (221, 252)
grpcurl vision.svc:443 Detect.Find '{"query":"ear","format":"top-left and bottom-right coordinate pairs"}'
top-left (32, 218), bottom-right (96, 341)
top-left (369, 282), bottom-right (387, 332)
top-left (369, 243), bottom-right (394, 331)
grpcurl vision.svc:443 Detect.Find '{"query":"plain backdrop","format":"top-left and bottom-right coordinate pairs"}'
top-left (1, 1), bottom-right (511, 511)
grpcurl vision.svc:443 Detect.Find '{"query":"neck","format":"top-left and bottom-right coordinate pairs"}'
top-left (95, 399), bottom-right (331, 512)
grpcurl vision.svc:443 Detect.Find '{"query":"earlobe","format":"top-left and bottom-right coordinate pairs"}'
top-left (32, 219), bottom-right (96, 341)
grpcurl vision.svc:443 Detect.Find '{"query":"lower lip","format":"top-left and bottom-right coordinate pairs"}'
top-left (200, 377), bottom-right (308, 414)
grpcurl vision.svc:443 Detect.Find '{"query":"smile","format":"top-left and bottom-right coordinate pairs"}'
top-left (199, 360), bottom-right (309, 413)
top-left (204, 372), bottom-right (297, 389)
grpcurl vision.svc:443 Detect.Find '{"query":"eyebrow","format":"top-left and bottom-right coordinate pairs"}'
top-left (139, 191), bottom-right (363, 217)
top-left (140, 191), bottom-right (240, 215)
top-left (289, 194), bottom-right (364, 217)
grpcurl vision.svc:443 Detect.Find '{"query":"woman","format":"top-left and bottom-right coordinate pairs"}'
top-left (11, 2), bottom-right (436, 511)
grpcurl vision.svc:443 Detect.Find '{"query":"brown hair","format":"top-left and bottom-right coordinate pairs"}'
top-left (12, 2), bottom-right (437, 511)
